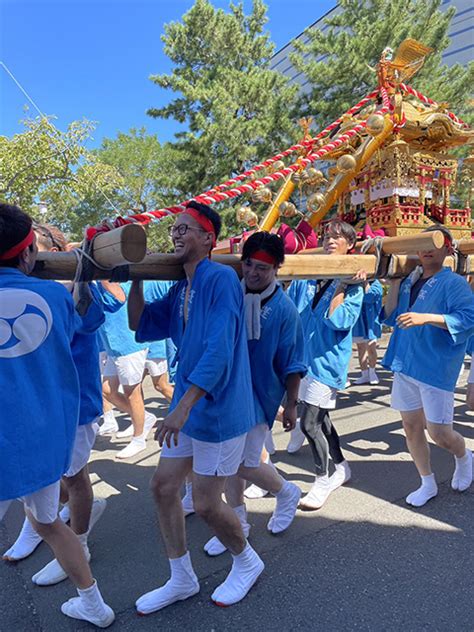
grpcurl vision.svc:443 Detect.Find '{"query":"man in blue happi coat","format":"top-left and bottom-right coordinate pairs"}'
top-left (0, 204), bottom-right (114, 627)
top-left (202, 231), bottom-right (305, 557)
top-left (383, 225), bottom-right (474, 506)
top-left (128, 201), bottom-right (264, 612)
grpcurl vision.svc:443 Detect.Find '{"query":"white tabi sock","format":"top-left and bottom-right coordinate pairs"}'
top-left (2, 516), bottom-right (43, 561)
top-left (135, 552), bottom-right (199, 615)
top-left (211, 543), bottom-right (264, 607)
top-left (452, 451), bottom-right (473, 492)
top-left (299, 473), bottom-right (332, 510)
top-left (406, 474), bottom-right (438, 507)
top-left (61, 579), bottom-right (115, 628)
top-left (267, 481), bottom-right (301, 534)
top-left (204, 505), bottom-right (250, 556)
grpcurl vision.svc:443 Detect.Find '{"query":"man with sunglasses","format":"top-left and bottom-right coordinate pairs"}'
top-left (128, 201), bottom-right (262, 613)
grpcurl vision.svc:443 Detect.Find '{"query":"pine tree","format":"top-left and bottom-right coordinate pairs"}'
top-left (290, 0), bottom-right (473, 129)
top-left (147, 0), bottom-right (299, 200)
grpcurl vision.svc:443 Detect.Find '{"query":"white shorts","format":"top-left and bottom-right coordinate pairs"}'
top-left (353, 337), bottom-right (377, 345)
top-left (161, 432), bottom-right (246, 477)
top-left (299, 375), bottom-right (337, 410)
top-left (468, 354), bottom-right (474, 384)
top-left (64, 421), bottom-right (99, 478)
top-left (102, 348), bottom-right (148, 386)
top-left (145, 357), bottom-right (168, 377)
top-left (0, 481), bottom-right (60, 525)
top-left (391, 372), bottom-right (454, 425)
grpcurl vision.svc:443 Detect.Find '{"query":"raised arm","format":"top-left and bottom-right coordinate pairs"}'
top-left (127, 280), bottom-right (145, 332)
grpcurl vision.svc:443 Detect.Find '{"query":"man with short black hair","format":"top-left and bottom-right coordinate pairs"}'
top-left (203, 231), bottom-right (305, 557)
top-left (287, 219), bottom-right (365, 510)
top-left (383, 225), bottom-right (474, 506)
top-left (128, 202), bottom-right (263, 612)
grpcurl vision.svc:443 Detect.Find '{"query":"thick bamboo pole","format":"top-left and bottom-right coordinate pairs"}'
top-left (457, 240), bottom-right (474, 255)
top-left (91, 224), bottom-right (147, 266)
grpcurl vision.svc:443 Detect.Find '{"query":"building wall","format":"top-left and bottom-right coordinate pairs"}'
top-left (270, 0), bottom-right (473, 93)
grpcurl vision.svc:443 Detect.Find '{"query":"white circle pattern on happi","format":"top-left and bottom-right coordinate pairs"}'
top-left (0, 289), bottom-right (53, 358)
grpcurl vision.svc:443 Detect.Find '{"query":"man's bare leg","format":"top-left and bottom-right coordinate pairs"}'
top-left (135, 457), bottom-right (199, 615)
top-left (28, 512), bottom-right (114, 626)
top-left (427, 422), bottom-right (472, 492)
top-left (102, 376), bottom-right (131, 415)
top-left (193, 474), bottom-right (246, 554)
top-left (123, 383), bottom-right (145, 437)
top-left (152, 373), bottom-right (174, 403)
top-left (402, 410), bottom-right (438, 507)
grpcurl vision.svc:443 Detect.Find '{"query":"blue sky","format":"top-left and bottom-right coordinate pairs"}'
top-left (0, 0), bottom-right (334, 149)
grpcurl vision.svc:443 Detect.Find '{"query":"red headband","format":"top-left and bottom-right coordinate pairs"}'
top-left (250, 250), bottom-right (278, 266)
top-left (183, 208), bottom-right (216, 247)
top-left (0, 228), bottom-right (34, 261)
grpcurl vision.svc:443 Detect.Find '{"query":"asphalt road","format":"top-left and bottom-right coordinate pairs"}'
top-left (1, 338), bottom-right (473, 631)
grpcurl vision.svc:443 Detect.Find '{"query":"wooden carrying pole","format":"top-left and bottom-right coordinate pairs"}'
top-left (32, 250), bottom-right (474, 282)
top-left (304, 230), bottom-right (445, 255)
top-left (91, 224), bottom-right (147, 267)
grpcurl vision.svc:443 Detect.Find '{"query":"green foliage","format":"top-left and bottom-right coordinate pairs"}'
top-left (95, 128), bottom-right (179, 212)
top-left (290, 0), bottom-right (474, 128)
top-left (0, 115), bottom-right (123, 237)
top-left (147, 0), bottom-right (299, 219)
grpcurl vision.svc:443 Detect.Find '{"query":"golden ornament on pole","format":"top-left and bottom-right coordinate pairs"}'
top-left (266, 160), bottom-right (285, 175)
top-left (366, 113), bottom-right (386, 135)
top-left (236, 206), bottom-right (259, 226)
top-left (279, 201), bottom-right (298, 218)
top-left (306, 192), bottom-right (326, 213)
top-left (251, 186), bottom-right (273, 204)
top-left (336, 154), bottom-right (357, 173)
top-left (301, 167), bottom-right (326, 186)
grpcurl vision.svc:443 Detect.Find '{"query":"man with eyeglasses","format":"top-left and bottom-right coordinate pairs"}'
top-left (128, 200), bottom-right (263, 613)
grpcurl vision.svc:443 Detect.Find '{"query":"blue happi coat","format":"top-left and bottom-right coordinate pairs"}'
top-left (136, 258), bottom-right (255, 442)
top-left (143, 281), bottom-right (175, 360)
top-left (248, 286), bottom-right (306, 427)
top-left (97, 281), bottom-right (148, 357)
top-left (73, 283), bottom-right (124, 426)
top-left (382, 267), bottom-right (474, 391)
top-left (287, 279), bottom-right (317, 314)
top-left (295, 279), bottom-right (364, 390)
top-left (0, 269), bottom-right (81, 500)
top-left (352, 280), bottom-right (383, 340)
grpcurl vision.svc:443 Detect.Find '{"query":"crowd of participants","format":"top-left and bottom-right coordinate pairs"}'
top-left (0, 200), bottom-right (473, 627)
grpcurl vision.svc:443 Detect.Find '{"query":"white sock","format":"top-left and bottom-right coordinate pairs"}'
top-left (406, 474), bottom-right (438, 507)
top-left (452, 451), bottom-right (473, 492)
top-left (103, 410), bottom-right (115, 424)
top-left (61, 579), bottom-right (115, 627)
top-left (135, 552), bottom-right (199, 615)
top-left (211, 543), bottom-right (264, 606)
top-left (2, 516), bottom-right (42, 561)
top-left (268, 480), bottom-right (301, 534)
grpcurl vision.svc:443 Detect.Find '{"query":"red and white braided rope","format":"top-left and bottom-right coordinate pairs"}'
top-left (202, 89), bottom-right (380, 195)
top-left (87, 89), bottom-right (392, 238)
top-left (398, 82), bottom-right (467, 127)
